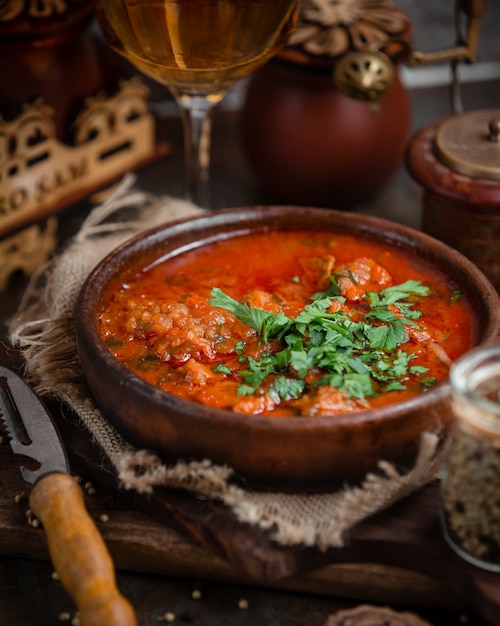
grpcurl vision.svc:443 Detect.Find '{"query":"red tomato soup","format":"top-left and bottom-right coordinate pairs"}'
top-left (98, 229), bottom-right (477, 417)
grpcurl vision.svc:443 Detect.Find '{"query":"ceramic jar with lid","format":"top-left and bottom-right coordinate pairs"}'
top-left (0, 0), bottom-right (120, 143)
top-left (240, 0), bottom-right (412, 209)
top-left (406, 109), bottom-right (500, 292)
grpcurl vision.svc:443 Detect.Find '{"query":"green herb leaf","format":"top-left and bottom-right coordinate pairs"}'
top-left (419, 376), bottom-right (439, 388)
top-left (272, 376), bottom-right (307, 401)
top-left (367, 322), bottom-right (407, 351)
top-left (450, 290), bottom-right (462, 303)
top-left (239, 355), bottom-right (277, 390)
top-left (210, 288), bottom-right (292, 341)
top-left (235, 340), bottom-right (246, 355)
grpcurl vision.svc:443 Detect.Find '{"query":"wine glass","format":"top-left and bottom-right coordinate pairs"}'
top-left (96, 0), bottom-right (300, 208)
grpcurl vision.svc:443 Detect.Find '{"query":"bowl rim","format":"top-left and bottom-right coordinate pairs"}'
top-left (76, 204), bottom-right (500, 433)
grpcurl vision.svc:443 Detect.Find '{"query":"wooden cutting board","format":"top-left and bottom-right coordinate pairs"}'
top-left (0, 358), bottom-right (499, 623)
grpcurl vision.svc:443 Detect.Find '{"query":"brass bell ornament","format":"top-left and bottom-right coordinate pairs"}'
top-left (333, 49), bottom-right (396, 112)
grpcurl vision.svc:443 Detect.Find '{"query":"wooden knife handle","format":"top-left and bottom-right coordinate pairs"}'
top-left (29, 472), bottom-right (136, 626)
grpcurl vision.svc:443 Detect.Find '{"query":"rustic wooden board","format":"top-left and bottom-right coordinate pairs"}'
top-left (0, 355), bottom-right (500, 623)
top-left (0, 437), bottom-right (465, 611)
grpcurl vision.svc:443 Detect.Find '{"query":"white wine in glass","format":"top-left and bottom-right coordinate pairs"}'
top-left (96, 0), bottom-right (299, 207)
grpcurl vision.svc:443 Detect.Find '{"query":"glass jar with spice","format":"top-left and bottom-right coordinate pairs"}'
top-left (441, 344), bottom-right (500, 572)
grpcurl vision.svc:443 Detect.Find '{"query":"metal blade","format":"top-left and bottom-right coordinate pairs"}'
top-left (0, 366), bottom-right (69, 484)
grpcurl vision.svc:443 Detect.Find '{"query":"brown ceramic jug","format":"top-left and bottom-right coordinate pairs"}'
top-left (240, 0), bottom-right (412, 209)
top-left (241, 56), bottom-right (411, 209)
top-left (0, 0), bottom-right (122, 143)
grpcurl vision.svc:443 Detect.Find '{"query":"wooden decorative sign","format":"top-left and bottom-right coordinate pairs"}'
top-left (0, 77), bottom-right (163, 239)
top-left (0, 219), bottom-right (57, 290)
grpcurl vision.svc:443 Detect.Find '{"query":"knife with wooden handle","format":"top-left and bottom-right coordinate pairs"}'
top-left (0, 366), bottom-right (136, 626)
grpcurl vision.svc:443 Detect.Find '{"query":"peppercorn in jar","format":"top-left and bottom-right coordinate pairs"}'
top-left (441, 345), bottom-right (500, 572)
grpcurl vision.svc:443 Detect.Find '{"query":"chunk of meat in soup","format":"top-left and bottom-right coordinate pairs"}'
top-left (233, 393), bottom-right (277, 415)
top-left (299, 255), bottom-right (336, 291)
top-left (244, 290), bottom-right (284, 313)
top-left (335, 257), bottom-right (392, 300)
top-left (297, 385), bottom-right (364, 417)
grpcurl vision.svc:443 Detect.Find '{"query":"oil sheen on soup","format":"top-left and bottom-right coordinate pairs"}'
top-left (98, 229), bottom-right (477, 417)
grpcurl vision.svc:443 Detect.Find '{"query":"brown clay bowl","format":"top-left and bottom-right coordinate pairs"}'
top-left (76, 206), bottom-right (500, 491)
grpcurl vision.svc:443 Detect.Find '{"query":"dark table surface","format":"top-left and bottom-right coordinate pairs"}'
top-left (1, 73), bottom-right (499, 626)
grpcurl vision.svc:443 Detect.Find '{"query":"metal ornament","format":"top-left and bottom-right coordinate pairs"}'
top-left (333, 50), bottom-right (396, 112)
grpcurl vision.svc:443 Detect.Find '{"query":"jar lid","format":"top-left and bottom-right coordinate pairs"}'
top-left (434, 109), bottom-right (500, 182)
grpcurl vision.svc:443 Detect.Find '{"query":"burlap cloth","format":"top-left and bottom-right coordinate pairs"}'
top-left (9, 177), bottom-right (444, 551)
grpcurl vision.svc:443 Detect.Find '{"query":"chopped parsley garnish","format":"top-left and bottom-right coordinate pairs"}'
top-left (450, 289), bottom-right (462, 303)
top-left (235, 340), bottom-right (246, 355)
top-left (365, 280), bottom-right (430, 351)
top-left (209, 280), bottom-right (432, 404)
top-left (209, 289), bottom-right (292, 342)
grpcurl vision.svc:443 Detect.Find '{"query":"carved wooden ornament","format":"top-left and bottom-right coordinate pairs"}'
top-left (0, 218), bottom-right (57, 290)
top-left (0, 77), bottom-right (158, 238)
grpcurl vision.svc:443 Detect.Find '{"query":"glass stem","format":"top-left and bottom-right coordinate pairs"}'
top-left (175, 93), bottom-right (223, 210)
